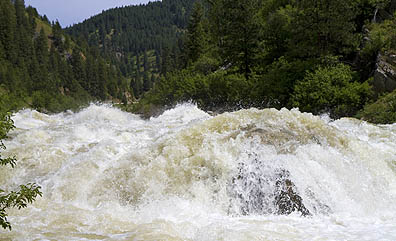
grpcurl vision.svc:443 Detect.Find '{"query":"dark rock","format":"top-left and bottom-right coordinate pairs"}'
top-left (273, 170), bottom-right (310, 216)
top-left (373, 53), bottom-right (396, 94)
top-left (228, 159), bottom-right (311, 216)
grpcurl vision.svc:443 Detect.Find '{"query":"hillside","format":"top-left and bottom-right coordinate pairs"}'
top-left (66, 0), bottom-right (196, 97)
top-left (130, 0), bottom-right (396, 120)
top-left (3, 0), bottom-right (396, 123)
top-left (0, 0), bottom-right (131, 113)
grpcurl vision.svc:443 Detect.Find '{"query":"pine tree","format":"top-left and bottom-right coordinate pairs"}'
top-left (33, 28), bottom-right (50, 91)
top-left (289, 0), bottom-right (360, 58)
top-left (0, 0), bottom-right (17, 63)
top-left (35, 28), bottom-right (49, 68)
top-left (143, 51), bottom-right (149, 72)
top-left (143, 72), bottom-right (151, 91)
top-left (0, 41), bottom-right (4, 60)
top-left (52, 20), bottom-right (65, 52)
top-left (209, 0), bottom-right (261, 79)
top-left (14, 0), bottom-right (27, 27)
top-left (70, 47), bottom-right (86, 88)
top-left (97, 59), bottom-right (108, 100)
top-left (85, 55), bottom-right (98, 96)
top-left (160, 47), bottom-right (172, 74)
top-left (155, 50), bottom-right (161, 72)
top-left (185, 2), bottom-right (206, 63)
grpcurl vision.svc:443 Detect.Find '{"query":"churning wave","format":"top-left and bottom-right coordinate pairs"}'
top-left (1, 103), bottom-right (396, 240)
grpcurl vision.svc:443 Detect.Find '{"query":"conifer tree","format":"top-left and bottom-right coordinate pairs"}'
top-left (35, 28), bottom-right (49, 69)
top-left (70, 47), bottom-right (86, 88)
top-left (14, 0), bottom-right (27, 27)
top-left (52, 20), bottom-right (65, 52)
top-left (143, 51), bottom-right (149, 73)
top-left (97, 59), bottom-right (108, 100)
top-left (32, 28), bottom-right (50, 91)
top-left (0, 41), bottom-right (4, 60)
top-left (0, 0), bottom-right (17, 63)
top-left (209, 0), bottom-right (261, 79)
top-left (143, 72), bottom-right (150, 92)
top-left (185, 2), bottom-right (206, 63)
top-left (289, 0), bottom-right (360, 58)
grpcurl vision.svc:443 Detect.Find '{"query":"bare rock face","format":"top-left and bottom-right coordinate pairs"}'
top-left (373, 53), bottom-right (396, 94)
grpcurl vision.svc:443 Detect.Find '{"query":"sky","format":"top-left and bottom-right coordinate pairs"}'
top-left (25, 0), bottom-right (155, 27)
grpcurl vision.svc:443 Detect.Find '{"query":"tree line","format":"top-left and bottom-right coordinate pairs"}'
top-left (66, 0), bottom-right (196, 98)
top-left (133, 0), bottom-right (396, 120)
top-left (0, 0), bottom-right (131, 114)
top-left (2, 0), bottom-right (396, 117)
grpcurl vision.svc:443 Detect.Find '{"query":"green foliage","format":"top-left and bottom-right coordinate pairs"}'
top-left (260, 5), bottom-right (295, 63)
top-left (185, 2), bottom-right (206, 63)
top-left (0, 0), bottom-right (132, 113)
top-left (209, 0), bottom-right (262, 78)
top-left (0, 112), bottom-right (16, 168)
top-left (2, 0), bottom-right (394, 120)
top-left (292, 62), bottom-right (372, 117)
top-left (190, 53), bottom-right (221, 75)
top-left (254, 57), bottom-right (314, 108)
top-left (152, 69), bottom-right (210, 106)
top-left (206, 70), bottom-right (253, 107)
top-left (289, 0), bottom-right (360, 58)
top-left (0, 112), bottom-right (42, 230)
top-left (362, 16), bottom-right (396, 56)
top-left (0, 0), bottom-right (17, 63)
top-left (0, 183), bottom-right (42, 230)
top-left (357, 89), bottom-right (396, 123)
top-left (134, 66), bottom-right (256, 116)
top-left (68, 0), bottom-right (194, 54)
top-left (132, 0), bottom-right (391, 117)
top-left (67, 0), bottom-right (196, 91)
top-left (0, 92), bottom-right (27, 113)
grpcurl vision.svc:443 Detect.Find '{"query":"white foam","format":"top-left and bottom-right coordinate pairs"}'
top-left (1, 103), bottom-right (396, 240)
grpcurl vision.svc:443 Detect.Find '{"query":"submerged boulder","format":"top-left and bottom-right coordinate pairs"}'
top-left (228, 159), bottom-right (311, 216)
top-left (273, 170), bottom-right (310, 216)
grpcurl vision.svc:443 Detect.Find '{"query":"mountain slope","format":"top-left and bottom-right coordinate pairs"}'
top-left (66, 0), bottom-right (196, 97)
top-left (0, 0), bottom-right (131, 113)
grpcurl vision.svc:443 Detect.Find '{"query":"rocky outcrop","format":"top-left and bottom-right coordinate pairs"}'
top-left (369, 1), bottom-right (396, 94)
top-left (373, 52), bottom-right (396, 94)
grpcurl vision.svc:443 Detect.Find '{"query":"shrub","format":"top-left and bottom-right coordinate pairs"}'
top-left (292, 63), bottom-right (372, 118)
top-left (356, 89), bottom-right (396, 124)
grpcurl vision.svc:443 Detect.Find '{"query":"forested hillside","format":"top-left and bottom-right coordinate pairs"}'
top-left (2, 0), bottom-right (396, 123)
top-left (67, 0), bottom-right (196, 97)
top-left (0, 0), bottom-right (131, 113)
top-left (131, 0), bottom-right (396, 121)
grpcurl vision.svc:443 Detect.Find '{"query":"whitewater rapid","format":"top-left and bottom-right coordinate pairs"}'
top-left (1, 104), bottom-right (396, 240)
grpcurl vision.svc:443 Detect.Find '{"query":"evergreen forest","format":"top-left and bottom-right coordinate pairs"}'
top-left (4, 0), bottom-right (396, 231)
top-left (0, 0), bottom-right (131, 113)
top-left (66, 0), bottom-right (196, 98)
top-left (130, 0), bottom-right (396, 121)
top-left (1, 0), bottom-right (396, 123)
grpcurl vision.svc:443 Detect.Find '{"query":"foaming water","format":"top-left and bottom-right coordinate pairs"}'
top-left (1, 103), bottom-right (396, 240)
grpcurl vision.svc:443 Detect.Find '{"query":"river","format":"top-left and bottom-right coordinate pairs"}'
top-left (1, 104), bottom-right (396, 240)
